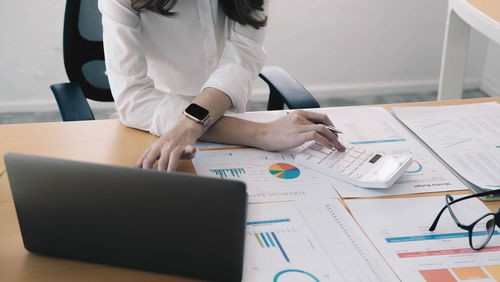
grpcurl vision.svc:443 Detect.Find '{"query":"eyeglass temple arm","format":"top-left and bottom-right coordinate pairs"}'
top-left (429, 205), bottom-right (448, 231)
top-left (429, 189), bottom-right (500, 231)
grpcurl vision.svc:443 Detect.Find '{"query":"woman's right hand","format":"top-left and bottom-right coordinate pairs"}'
top-left (255, 110), bottom-right (346, 152)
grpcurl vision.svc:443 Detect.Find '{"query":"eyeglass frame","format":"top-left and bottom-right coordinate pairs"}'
top-left (429, 189), bottom-right (500, 250)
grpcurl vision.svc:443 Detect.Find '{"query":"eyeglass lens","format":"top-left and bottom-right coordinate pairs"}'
top-left (471, 214), bottom-right (496, 249)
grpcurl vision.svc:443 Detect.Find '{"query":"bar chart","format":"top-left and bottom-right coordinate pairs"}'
top-left (253, 231), bottom-right (289, 262)
top-left (242, 200), bottom-right (398, 281)
top-left (209, 168), bottom-right (246, 178)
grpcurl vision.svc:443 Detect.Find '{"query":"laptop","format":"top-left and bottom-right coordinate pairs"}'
top-left (4, 153), bottom-right (247, 282)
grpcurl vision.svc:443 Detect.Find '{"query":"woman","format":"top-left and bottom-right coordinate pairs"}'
top-left (99, 0), bottom-right (344, 171)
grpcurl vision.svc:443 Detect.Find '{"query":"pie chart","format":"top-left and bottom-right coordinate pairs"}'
top-left (269, 163), bottom-right (300, 179)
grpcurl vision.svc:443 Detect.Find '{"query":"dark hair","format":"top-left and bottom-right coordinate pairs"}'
top-left (131, 0), bottom-right (267, 29)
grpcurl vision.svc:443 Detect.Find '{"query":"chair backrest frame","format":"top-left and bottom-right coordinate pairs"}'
top-left (63, 0), bottom-right (113, 102)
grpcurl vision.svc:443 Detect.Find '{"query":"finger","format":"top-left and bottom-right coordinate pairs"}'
top-left (180, 145), bottom-right (197, 160)
top-left (167, 147), bottom-right (184, 172)
top-left (157, 147), bottom-right (173, 171)
top-left (301, 125), bottom-right (345, 151)
top-left (135, 147), bottom-right (152, 168)
top-left (287, 111), bottom-right (310, 125)
top-left (296, 110), bottom-right (335, 127)
top-left (143, 147), bottom-right (161, 169)
top-left (299, 131), bottom-right (331, 148)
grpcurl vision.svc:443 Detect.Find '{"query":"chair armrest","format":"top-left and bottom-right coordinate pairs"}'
top-left (259, 66), bottom-right (320, 110)
top-left (51, 82), bottom-right (95, 121)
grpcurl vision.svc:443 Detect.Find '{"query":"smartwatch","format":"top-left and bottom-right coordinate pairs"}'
top-left (183, 103), bottom-right (211, 130)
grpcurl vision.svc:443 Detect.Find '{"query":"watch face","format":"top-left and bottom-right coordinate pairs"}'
top-left (185, 103), bottom-right (209, 121)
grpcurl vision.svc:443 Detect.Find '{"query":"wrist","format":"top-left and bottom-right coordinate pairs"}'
top-left (174, 115), bottom-right (205, 139)
top-left (250, 121), bottom-right (272, 149)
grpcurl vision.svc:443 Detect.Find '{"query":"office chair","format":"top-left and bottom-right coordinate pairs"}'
top-left (51, 0), bottom-right (320, 122)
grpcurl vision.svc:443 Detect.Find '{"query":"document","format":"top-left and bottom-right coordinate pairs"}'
top-left (195, 107), bottom-right (467, 198)
top-left (192, 144), bottom-right (340, 203)
top-left (393, 102), bottom-right (500, 192)
top-left (243, 200), bottom-right (398, 281)
top-left (316, 107), bottom-right (467, 197)
top-left (346, 197), bottom-right (500, 281)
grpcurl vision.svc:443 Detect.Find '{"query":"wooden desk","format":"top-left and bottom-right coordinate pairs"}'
top-left (1, 97), bottom-right (499, 281)
top-left (467, 0), bottom-right (500, 23)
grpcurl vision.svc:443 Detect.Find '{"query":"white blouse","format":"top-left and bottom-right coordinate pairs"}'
top-left (98, 0), bottom-right (268, 136)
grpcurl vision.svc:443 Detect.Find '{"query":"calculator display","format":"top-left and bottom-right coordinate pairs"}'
top-left (369, 154), bottom-right (382, 164)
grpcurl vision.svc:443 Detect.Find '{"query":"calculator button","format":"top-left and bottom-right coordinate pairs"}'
top-left (319, 160), bottom-right (332, 168)
top-left (360, 152), bottom-right (372, 160)
top-left (349, 151), bottom-right (361, 158)
top-left (343, 155), bottom-right (356, 163)
top-left (354, 160), bottom-right (364, 167)
top-left (322, 158), bottom-right (338, 167)
top-left (309, 156), bottom-right (323, 164)
top-left (328, 151), bottom-right (343, 161)
top-left (295, 153), bottom-right (311, 162)
top-left (320, 147), bottom-right (334, 154)
top-left (334, 161), bottom-right (350, 171)
top-left (343, 168), bottom-right (354, 175)
top-left (327, 160), bottom-right (340, 168)
top-left (310, 143), bottom-right (323, 150)
top-left (353, 147), bottom-right (365, 154)
top-left (349, 163), bottom-right (360, 170)
top-left (305, 149), bottom-right (328, 159)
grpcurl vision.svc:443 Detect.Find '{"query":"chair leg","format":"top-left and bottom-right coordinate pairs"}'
top-left (438, 10), bottom-right (471, 100)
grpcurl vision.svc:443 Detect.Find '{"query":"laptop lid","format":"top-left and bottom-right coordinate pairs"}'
top-left (4, 153), bottom-right (247, 281)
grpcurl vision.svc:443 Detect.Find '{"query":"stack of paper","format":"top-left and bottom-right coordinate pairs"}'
top-left (393, 102), bottom-right (500, 198)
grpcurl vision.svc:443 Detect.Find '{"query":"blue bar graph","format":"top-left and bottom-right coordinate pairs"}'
top-left (272, 232), bottom-right (290, 263)
top-left (209, 168), bottom-right (246, 178)
top-left (386, 230), bottom-right (500, 243)
top-left (350, 138), bottom-right (406, 145)
top-left (260, 233), bottom-right (270, 247)
top-left (246, 218), bottom-right (291, 225)
top-left (266, 232), bottom-right (275, 247)
top-left (255, 232), bottom-right (290, 263)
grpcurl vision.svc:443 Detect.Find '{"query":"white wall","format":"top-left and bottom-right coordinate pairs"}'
top-left (256, 0), bottom-right (490, 99)
top-left (0, 0), bottom-right (67, 111)
top-left (0, 0), bottom-right (497, 113)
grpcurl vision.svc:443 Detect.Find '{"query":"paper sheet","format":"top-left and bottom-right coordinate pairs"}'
top-left (315, 107), bottom-right (467, 197)
top-left (346, 197), bottom-right (500, 281)
top-left (192, 144), bottom-right (340, 202)
top-left (243, 200), bottom-right (398, 281)
top-left (196, 107), bottom-right (467, 198)
top-left (393, 102), bottom-right (500, 191)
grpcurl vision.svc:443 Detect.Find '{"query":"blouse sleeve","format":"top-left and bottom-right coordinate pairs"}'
top-left (99, 0), bottom-right (190, 136)
top-left (202, 1), bottom-right (269, 113)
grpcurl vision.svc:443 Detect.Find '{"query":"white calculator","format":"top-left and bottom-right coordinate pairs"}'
top-left (294, 142), bottom-right (413, 188)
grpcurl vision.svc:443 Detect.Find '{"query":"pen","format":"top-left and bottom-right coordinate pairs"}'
top-left (322, 124), bottom-right (343, 135)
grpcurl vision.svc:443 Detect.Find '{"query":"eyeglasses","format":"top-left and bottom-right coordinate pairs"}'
top-left (429, 190), bottom-right (500, 250)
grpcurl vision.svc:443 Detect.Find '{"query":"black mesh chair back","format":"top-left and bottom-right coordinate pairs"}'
top-left (63, 0), bottom-right (112, 102)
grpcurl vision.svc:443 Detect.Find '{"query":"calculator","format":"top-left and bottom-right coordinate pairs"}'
top-left (294, 142), bottom-right (413, 188)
